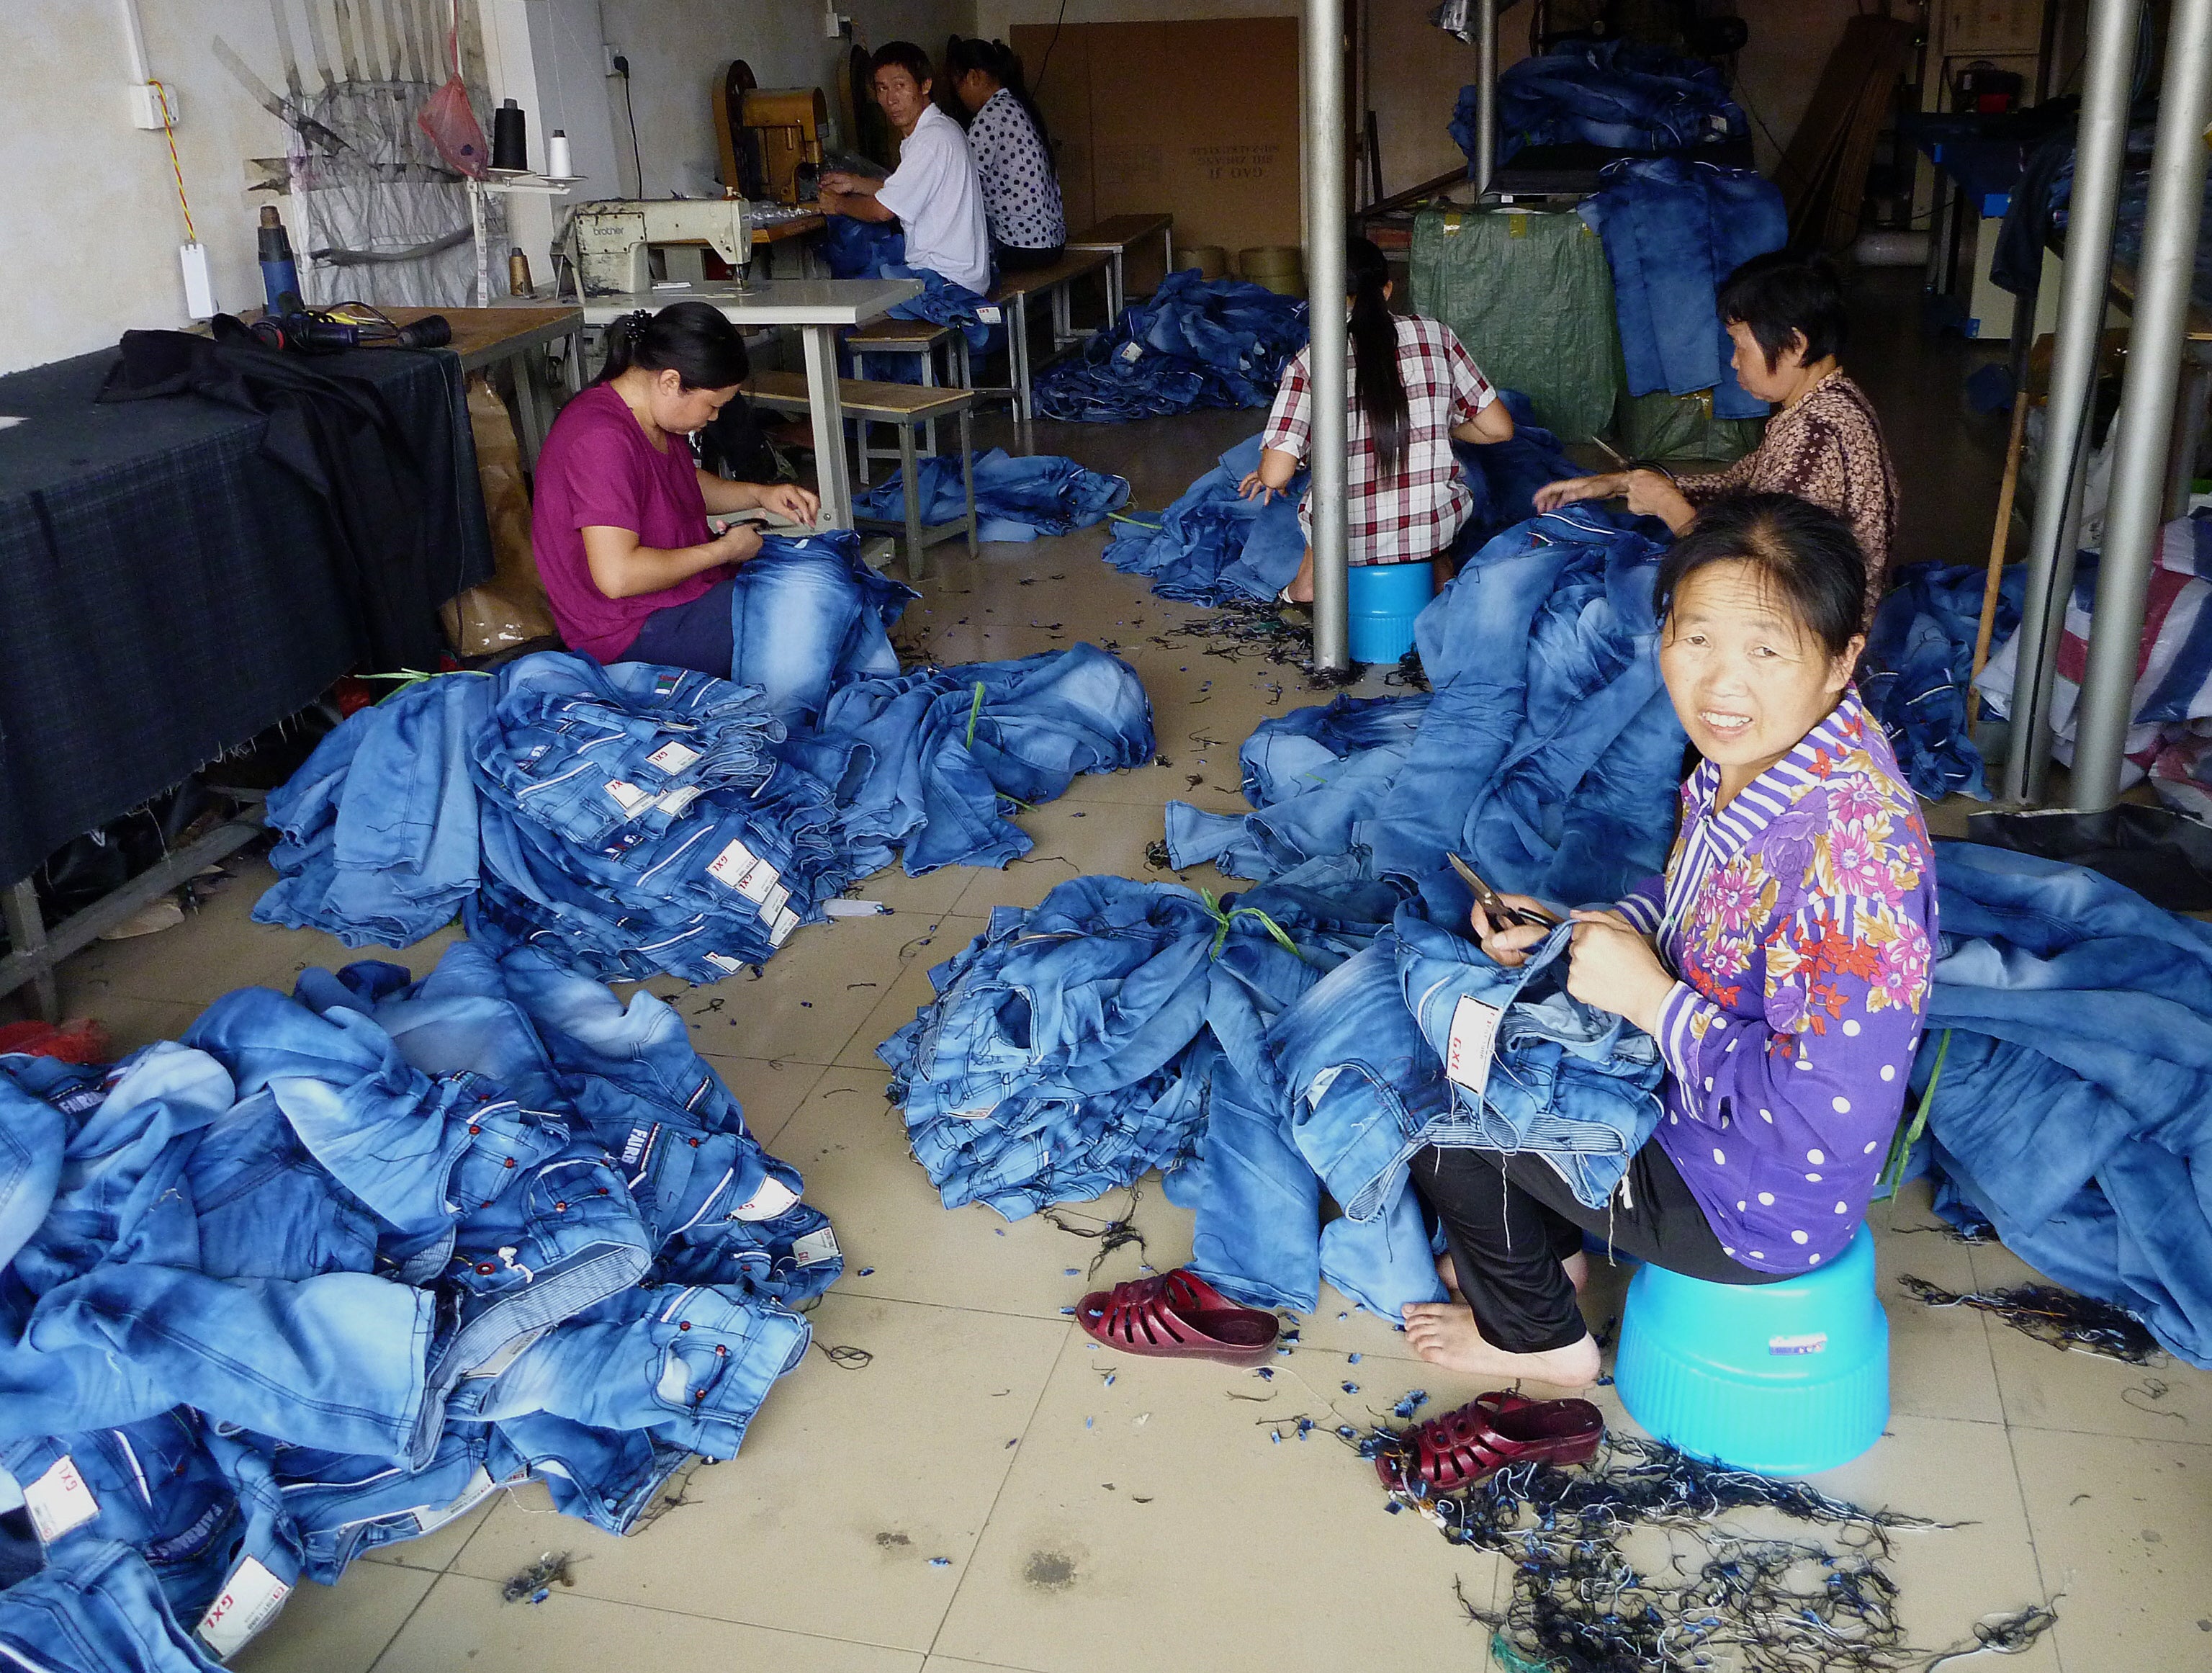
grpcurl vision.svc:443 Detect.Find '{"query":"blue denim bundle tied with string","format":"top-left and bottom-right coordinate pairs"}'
top-left (1465, 38), bottom-right (1748, 164)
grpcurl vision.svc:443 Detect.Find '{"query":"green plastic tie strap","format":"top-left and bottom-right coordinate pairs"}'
top-left (965, 681), bottom-right (987, 747)
top-left (1877, 1028), bottom-right (1951, 1203)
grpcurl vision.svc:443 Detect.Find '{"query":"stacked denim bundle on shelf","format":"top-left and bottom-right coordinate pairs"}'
top-left (1465, 38), bottom-right (1748, 164)
top-left (1576, 156), bottom-right (1786, 421)
top-left (0, 942), bottom-right (835, 1669)
top-left (851, 447), bottom-right (1130, 542)
top-left (256, 633), bottom-right (1154, 982)
top-left (1031, 271), bottom-right (1309, 423)
top-left (1920, 843), bottom-right (2212, 1366)
top-left (1166, 505), bottom-right (1683, 905)
top-left (1102, 393), bottom-right (1581, 607)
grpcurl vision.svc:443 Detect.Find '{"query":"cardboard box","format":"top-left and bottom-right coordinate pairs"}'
top-left (1012, 17), bottom-right (1303, 290)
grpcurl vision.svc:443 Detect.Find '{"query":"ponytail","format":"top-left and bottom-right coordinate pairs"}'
top-left (1347, 237), bottom-right (1407, 483)
top-left (946, 35), bottom-right (1055, 173)
top-left (593, 300), bottom-right (750, 390)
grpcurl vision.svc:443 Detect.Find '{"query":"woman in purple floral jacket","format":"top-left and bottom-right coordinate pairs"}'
top-left (1405, 493), bottom-right (1936, 1388)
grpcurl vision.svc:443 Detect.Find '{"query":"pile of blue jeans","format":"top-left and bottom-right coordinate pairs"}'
top-left (1102, 393), bottom-right (1581, 606)
top-left (1860, 562), bottom-right (2020, 801)
top-left (819, 217), bottom-right (995, 359)
top-left (812, 643), bottom-right (1155, 876)
top-left (1920, 843), bottom-right (2212, 1366)
top-left (850, 447), bottom-right (1130, 542)
top-left (1166, 506), bottom-right (1683, 905)
top-left (0, 941), bottom-right (835, 1669)
top-left (1465, 38), bottom-right (1748, 164)
top-left (1577, 156), bottom-right (1785, 421)
top-left (257, 602), bottom-right (1155, 979)
top-left (1031, 271), bottom-right (1309, 423)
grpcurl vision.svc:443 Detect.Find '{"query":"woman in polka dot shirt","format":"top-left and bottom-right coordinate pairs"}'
top-left (1403, 494), bottom-right (1936, 1389)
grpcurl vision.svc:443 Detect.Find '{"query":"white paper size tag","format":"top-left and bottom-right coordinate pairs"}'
top-left (1444, 995), bottom-right (1503, 1097)
top-left (732, 1177), bottom-right (800, 1221)
top-left (656, 783), bottom-right (705, 818)
top-left (645, 740), bottom-right (701, 773)
top-left (706, 837), bottom-right (768, 895)
top-left (976, 304), bottom-right (1002, 324)
top-left (791, 1226), bottom-right (840, 1265)
top-left (23, 1456), bottom-right (98, 1544)
top-left (703, 952), bottom-right (746, 974)
top-left (768, 905), bottom-right (801, 946)
top-left (196, 1556), bottom-right (292, 1657)
top-left (603, 779), bottom-right (653, 816)
top-left (760, 882), bottom-right (791, 920)
top-left (1118, 340), bottom-right (1144, 363)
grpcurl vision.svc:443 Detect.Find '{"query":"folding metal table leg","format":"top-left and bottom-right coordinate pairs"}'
top-left (899, 421), bottom-right (925, 583)
top-left (3, 880), bottom-right (58, 1024)
top-left (959, 405), bottom-right (978, 555)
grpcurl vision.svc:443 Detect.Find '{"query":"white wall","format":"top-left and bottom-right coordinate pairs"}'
top-left (0, 0), bottom-right (298, 374)
top-left (0, 0), bottom-right (972, 377)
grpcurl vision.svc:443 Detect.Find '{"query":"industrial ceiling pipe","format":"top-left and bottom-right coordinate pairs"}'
top-left (2001, 0), bottom-right (2143, 804)
top-left (2071, 0), bottom-right (2212, 807)
top-left (1306, 0), bottom-right (1351, 674)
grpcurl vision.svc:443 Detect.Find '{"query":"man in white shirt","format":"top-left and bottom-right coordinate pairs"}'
top-left (819, 42), bottom-right (992, 297)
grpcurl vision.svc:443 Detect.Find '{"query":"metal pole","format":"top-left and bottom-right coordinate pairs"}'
top-left (2001, 0), bottom-right (2141, 802)
top-left (1307, 0), bottom-right (1351, 673)
top-left (1474, 0), bottom-right (1498, 196)
top-left (2072, 0), bottom-right (2212, 806)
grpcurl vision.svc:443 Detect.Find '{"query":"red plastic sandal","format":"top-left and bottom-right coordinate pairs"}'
top-left (1076, 1268), bottom-right (1281, 1367)
top-left (1375, 1389), bottom-right (1604, 1497)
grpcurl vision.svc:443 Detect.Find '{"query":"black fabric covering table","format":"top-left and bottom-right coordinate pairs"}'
top-left (0, 338), bottom-right (490, 888)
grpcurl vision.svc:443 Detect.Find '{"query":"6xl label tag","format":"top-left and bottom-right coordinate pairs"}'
top-left (23, 1456), bottom-right (98, 1543)
top-left (1444, 995), bottom-right (1503, 1097)
top-left (196, 1556), bottom-right (292, 1656)
top-left (645, 740), bottom-right (701, 774)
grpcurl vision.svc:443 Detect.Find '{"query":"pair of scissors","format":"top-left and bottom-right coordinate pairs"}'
top-left (1448, 853), bottom-right (1561, 930)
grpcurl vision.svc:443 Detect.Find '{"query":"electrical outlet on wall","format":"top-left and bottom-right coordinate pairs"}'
top-left (603, 45), bottom-right (626, 78)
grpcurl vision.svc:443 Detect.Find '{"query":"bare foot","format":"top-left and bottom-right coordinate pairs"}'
top-left (1401, 1301), bottom-right (1601, 1389)
top-left (1436, 1251), bottom-right (1463, 1296)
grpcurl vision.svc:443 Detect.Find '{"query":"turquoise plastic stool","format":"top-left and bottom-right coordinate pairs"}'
top-left (1346, 561), bottom-right (1434, 663)
top-left (1613, 1224), bottom-right (1888, 1476)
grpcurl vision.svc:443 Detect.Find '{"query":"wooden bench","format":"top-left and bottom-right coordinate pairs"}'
top-left (986, 247), bottom-right (1112, 423)
top-left (742, 369), bottom-right (977, 581)
top-left (1067, 213), bottom-right (1174, 321)
top-left (845, 318), bottom-right (973, 470)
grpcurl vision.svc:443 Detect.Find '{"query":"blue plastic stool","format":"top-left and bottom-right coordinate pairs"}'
top-left (1613, 1224), bottom-right (1888, 1476)
top-left (1346, 561), bottom-right (1434, 663)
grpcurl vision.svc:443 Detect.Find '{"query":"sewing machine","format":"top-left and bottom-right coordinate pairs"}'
top-left (717, 81), bottom-right (827, 206)
top-left (557, 198), bottom-right (757, 298)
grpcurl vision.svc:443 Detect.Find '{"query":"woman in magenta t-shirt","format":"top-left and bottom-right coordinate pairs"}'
top-left (531, 302), bottom-right (818, 670)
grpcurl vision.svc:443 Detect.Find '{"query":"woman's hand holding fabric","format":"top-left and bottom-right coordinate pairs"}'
top-left (1236, 470), bottom-right (1277, 504)
top-left (1565, 910), bottom-right (1676, 1034)
top-left (1469, 896), bottom-right (1552, 968)
top-left (755, 483), bottom-right (819, 527)
top-left (1619, 469), bottom-right (1695, 533)
top-left (709, 523), bottom-right (763, 567)
top-left (1532, 472), bottom-right (1627, 511)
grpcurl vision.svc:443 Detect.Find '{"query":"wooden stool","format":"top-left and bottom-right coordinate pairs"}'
top-left (846, 317), bottom-right (971, 472)
top-left (742, 370), bottom-right (978, 581)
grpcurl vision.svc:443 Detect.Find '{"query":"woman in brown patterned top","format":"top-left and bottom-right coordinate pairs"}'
top-left (1536, 255), bottom-right (1899, 625)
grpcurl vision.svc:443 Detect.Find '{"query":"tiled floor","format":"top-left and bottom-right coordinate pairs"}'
top-left (41, 273), bottom-right (2212, 1672)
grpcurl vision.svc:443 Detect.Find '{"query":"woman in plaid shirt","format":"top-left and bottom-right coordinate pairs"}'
top-left (1241, 237), bottom-right (1518, 604)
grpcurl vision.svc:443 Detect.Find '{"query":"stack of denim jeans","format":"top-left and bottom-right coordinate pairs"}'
top-left (258, 619), bottom-right (1151, 979)
top-left (1860, 562), bottom-right (2019, 801)
top-left (1167, 506), bottom-right (1683, 905)
top-left (1576, 156), bottom-right (1786, 421)
top-left (0, 941), bottom-right (835, 1668)
top-left (812, 643), bottom-right (1155, 876)
top-left (1468, 38), bottom-right (1748, 164)
top-left (851, 448), bottom-right (1131, 542)
top-left (1032, 271), bottom-right (1310, 423)
top-left (1920, 843), bottom-right (2212, 1367)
